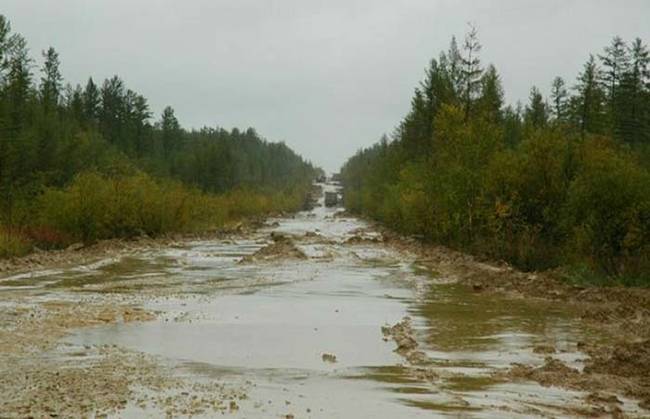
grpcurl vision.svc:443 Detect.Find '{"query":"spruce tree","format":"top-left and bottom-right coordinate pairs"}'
top-left (477, 64), bottom-right (504, 123)
top-left (572, 55), bottom-right (606, 137)
top-left (82, 77), bottom-right (100, 124)
top-left (524, 86), bottom-right (548, 128)
top-left (615, 39), bottom-right (649, 144)
top-left (599, 36), bottom-right (628, 100)
top-left (550, 76), bottom-right (568, 122)
top-left (460, 25), bottom-right (482, 121)
top-left (40, 47), bottom-right (62, 112)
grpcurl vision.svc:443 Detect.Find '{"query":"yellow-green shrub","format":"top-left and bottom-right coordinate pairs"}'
top-left (565, 138), bottom-right (650, 278)
top-left (0, 229), bottom-right (32, 258)
top-left (33, 171), bottom-right (310, 244)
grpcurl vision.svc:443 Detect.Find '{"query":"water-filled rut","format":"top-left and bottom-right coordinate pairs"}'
top-left (1, 182), bottom-right (647, 418)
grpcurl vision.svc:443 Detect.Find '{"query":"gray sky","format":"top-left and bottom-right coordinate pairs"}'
top-left (4, 0), bottom-right (649, 172)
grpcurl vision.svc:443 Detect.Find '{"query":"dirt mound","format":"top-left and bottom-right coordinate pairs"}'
top-left (533, 344), bottom-right (556, 354)
top-left (240, 233), bottom-right (306, 263)
top-left (505, 357), bottom-right (582, 388)
top-left (345, 235), bottom-right (381, 245)
top-left (382, 317), bottom-right (428, 365)
top-left (501, 351), bottom-right (650, 410)
top-left (321, 353), bottom-right (337, 363)
top-left (586, 340), bottom-right (650, 379)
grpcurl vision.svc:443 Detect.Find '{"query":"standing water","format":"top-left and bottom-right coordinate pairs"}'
top-left (2, 182), bottom-right (646, 417)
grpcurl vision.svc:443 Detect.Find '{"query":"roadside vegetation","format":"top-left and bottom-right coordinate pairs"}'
top-left (0, 15), bottom-right (319, 257)
top-left (341, 27), bottom-right (650, 285)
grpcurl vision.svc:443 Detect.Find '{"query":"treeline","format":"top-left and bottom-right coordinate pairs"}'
top-left (341, 27), bottom-right (650, 285)
top-left (0, 15), bottom-right (319, 256)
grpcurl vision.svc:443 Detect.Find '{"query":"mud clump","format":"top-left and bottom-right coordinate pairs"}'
top-left (382, 317), bottom-right (428, 365)
top-left (382, 317), bottom-right (437, 385)
top-left (584, 340), bottom-right (650, 408)
top-left (533, 344), bottom-right (556, 354)
top-left (345, 235), bottom-right (380, 245)
top-left (321, 353), bottom-right (337, 363)
top-left (505, 357), bottom-right (581, 388)
top-left (585, 340), bottom-right (650, 378)
top-left (240, 233), bottom-right (306, 263)
top-left (501, 354), bottom-right (650, 411)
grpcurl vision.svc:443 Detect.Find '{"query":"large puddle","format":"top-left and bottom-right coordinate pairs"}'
top-left (2, 182), bottom-right (646, 417)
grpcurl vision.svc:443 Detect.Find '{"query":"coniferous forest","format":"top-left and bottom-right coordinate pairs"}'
top-left (0, 15), bottom-right (319, 256)
top-left (341, 28), bottom-right (650, 284)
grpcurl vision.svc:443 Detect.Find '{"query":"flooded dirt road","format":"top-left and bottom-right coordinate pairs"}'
top-left (1, 182), bottom-right (648, 418)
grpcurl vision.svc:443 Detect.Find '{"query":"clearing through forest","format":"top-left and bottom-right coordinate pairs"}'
top-left (0, 182), bottom-right (648, 418)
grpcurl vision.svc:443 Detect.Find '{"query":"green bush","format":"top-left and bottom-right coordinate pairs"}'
top-left (30, 170), bottom-right (311, 246)
top-left (0, 229), bottom-right (32, 258)
top-left (564, 138), bottom-right (650, 279)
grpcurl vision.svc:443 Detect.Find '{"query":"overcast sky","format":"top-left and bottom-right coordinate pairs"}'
top-left (3, 1), bottom-right (649, 172)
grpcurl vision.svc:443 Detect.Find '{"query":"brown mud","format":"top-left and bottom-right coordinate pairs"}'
top-left (0, 296), bottom-right (248, 418)
top-left (0, 220), bottom-right (269, 418)
top-left (240, 232), bottom-right (307, 263)
top-left (374, 225), bottom-right (650, 412)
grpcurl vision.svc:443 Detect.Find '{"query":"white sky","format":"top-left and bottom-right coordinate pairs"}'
top-left (4, 0), bottom-right (650, 171)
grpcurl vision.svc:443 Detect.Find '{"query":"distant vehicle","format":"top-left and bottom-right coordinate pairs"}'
top-left (324, 191), bottom-right (338, 207)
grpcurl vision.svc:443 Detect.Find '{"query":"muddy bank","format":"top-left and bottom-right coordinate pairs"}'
top-left (0, 217), bottom-right (271, 277)
top-left (382, 313), bottom-right (646, 416)
top-left (371, 225), bottom-right (650, 411)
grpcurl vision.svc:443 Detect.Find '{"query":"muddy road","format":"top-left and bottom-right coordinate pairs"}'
top-left (1, 182), bottom-right (648, 418)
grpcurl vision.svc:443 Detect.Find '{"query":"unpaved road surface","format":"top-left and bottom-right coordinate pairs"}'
top-left (1, 182), bottom-right (649, 418)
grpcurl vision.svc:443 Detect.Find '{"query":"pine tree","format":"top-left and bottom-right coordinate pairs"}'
top-left (550, 76), bottom-right (568, 122)
top-left (524, 86), bottom-right (548, 128)
top-left (82, 77), bottom-right (100, 124)
top-left (572, 55), bottom-right (606, 137)
top-left (5, 34), bottom-right (32, 132)
top-left (599, 36), bottom-right (628, 100)
top-left (40, 47), bottom-right (62, 112)
top-left (476, 64), bottom-right (504, 123)
top-left (161, 106), bottom-right (180, 157)
top-left (100, 75), bottom-right (125, 146)
top-left (0, 15), bottom-right (12, 79)
top-left (615, 39), bottom-right (650, 144)
top-left (64, 83), bottom-right (84, 121)
top-left (502, 104), bottom-right (523, 147)
top-left (446, 36), bottom-right (463, 95)
top-left (420, 57), bottom-right (457, 141)
top-left (460, 25), bottom-right (482, 121)
top-left (124, 89), bottom-right (151, 156)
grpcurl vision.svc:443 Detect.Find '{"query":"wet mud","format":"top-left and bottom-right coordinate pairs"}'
top-left (1, 181), bottom-right (649, 417)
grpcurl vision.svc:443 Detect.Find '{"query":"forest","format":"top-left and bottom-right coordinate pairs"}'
top-left (0, 15), bottom-right (319, 257)
top-left (341, 27), bottom-right (650, 285)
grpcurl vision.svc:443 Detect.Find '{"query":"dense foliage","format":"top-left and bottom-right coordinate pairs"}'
top-left (341, 28), bottom-right (650, 285)
top-left (0, 15), bottom-right (318, 255)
